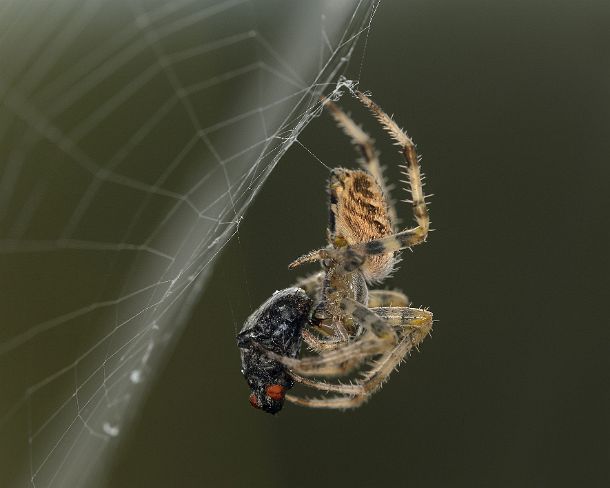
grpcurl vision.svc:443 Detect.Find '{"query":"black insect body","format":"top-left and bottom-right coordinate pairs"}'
top-left (236, 287), bottom-right (312, 414)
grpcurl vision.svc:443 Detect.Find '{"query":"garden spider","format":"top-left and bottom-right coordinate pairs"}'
top-left (237, 90), bottom-right (433, 412)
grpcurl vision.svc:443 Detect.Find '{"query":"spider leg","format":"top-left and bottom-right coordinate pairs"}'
top-left (322, 97), bottom-right (399, 227)
top-left (284, 347), bottom-right (412, 409)
top-left (285, 393), bottom-right (367, 410)
top-left (368, 289), bottom-right (409, 307)
top-left (284, 307), bottom-right (432, 409)
top-left (355, 90), bottom-right (429, 234)
top-left (288, 372), bottom-right (362, 396)
top-left (291, 225), bottom-right (426, 272)
top-left (263, 341), bottom-right (372, 377)
top-left (288, 247), bottom-right (330, 269)
top-left (299, 307), bottom-right (431, 381)
top-left (301, 330), bottom-right (346, 352)
top-left (371, 306), bottom-right (433, 347)
top-left (356, 307), bottom-right (433, 391)
top-left (341, 297), bottom-right (398, 342)
top-left (290, 354), bottom-right (367, 381)
top-left (264, 297), bottom-right (397, 377)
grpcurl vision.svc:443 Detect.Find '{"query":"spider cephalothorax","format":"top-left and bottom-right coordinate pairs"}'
top-left (237, 90), bottom-right (433, 411)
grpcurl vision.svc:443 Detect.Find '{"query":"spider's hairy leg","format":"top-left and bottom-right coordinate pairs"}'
top-left (264, 298), bottom-right (397, 377)
top-left (341, 297), bottom-right (397, 342)
top-left (263, 340), bottom-right (373, 377)
top-left (284, 334), bottom-right (416, 409)
top-left (286, 393), bottom-right (367, 410)
top-left (368, 289), bottom-right (410, 307)
top-left (330, 226), bottom-right (427, 273)
top-left (321, 97), bottom-right (399, 226)
top-left (284, 307), bottom-right (432, 409)
top-left (344, 308), bottom-right (432, 397)
top-left (288, 372), bottom-right (363, 396)
top-left (288, 248), bottom-right (330, 269)
top-left (301, 330), bottom-right (346, 352)
top-left (355, 90), bottom-right (430, 235)
top-left (372, 306), bottom-right (433, 349)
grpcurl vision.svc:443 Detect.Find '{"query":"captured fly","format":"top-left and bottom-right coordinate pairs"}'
top-left (236, 287), bottom-right (312, 414)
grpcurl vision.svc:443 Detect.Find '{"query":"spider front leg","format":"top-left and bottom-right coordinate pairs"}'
top-left (264, 297), bottom-right (397, 377)
top-left (355, 90), bottom-right (430, 235)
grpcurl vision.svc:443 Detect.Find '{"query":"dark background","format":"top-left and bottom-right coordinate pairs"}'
top-left (102, 1), bottom-right (607, 486)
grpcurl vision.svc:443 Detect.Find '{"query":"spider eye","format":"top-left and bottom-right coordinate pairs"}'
top-left (265, 384), bottom-right (286, 401)
top-left (248, 393), bottom-right (261, 409)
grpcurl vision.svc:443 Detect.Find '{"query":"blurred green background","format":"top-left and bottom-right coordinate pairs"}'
top-left (107, 1), bottom-right (609, 487)
top-left (1, 1), bottom-right (608, 487)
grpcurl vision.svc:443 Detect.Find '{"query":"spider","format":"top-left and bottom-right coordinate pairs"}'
top-left (237, 90), bottom-right (433, 411)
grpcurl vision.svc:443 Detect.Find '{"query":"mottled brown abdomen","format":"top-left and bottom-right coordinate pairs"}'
top-left (328, 169), bottom-right (395, 282)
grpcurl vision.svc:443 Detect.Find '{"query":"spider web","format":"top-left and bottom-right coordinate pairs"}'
top-left (0, 0), bottom-right (377, 486)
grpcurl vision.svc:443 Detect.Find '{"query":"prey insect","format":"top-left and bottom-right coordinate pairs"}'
top-left (236, 288), bottom-right (312, 414)
top-left (237, 90), bottom-right (433, 413)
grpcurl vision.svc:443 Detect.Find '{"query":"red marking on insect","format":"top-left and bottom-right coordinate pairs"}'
top-left (265, 384), bottom-right (285, 401)
top-left (249, 393), bottom-right (261, 409)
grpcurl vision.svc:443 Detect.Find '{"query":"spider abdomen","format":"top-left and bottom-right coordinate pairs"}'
top-left (329, 168), bottom-right (395, 282)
